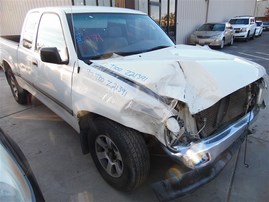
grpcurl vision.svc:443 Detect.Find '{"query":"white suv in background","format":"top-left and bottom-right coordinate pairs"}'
top-left (229, 16), bottom-right (256, 41)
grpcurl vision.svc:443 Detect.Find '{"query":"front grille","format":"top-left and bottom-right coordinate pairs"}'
top-left (194, 81), bottom-right (259, 138)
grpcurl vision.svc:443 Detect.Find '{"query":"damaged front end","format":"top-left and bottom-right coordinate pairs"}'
top-left (151, 77), bottom-right (268, 201)
top-left (163, 78), bottom-right (267, 168)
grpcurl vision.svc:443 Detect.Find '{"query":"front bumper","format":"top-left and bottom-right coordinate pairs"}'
top-left (189, 38), bottom-right (222, 47)
top-left (152, 109), bottom-right (258, 201)
top-left (234, 32), bottom-right (248, 38)
top-left (152, 126), bottom-right (249, 201)
top-left (163, 108), bottom-right (259, 169)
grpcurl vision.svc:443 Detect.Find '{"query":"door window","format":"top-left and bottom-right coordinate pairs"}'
top-left (36, 13), bottom-right (68, 62)
top-left (22, 12), bottom-right (40, 49)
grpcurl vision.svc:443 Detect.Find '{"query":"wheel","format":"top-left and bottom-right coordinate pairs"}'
top-left (89, 118), bottom-right (150, 191)
top-left (229, 37), bottom-right (234, 46)
top-left (6, 70), bottom-right (29, 105)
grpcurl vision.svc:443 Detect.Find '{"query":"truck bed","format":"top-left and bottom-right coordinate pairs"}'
top-left (0, 35), bottom-right (20, 43)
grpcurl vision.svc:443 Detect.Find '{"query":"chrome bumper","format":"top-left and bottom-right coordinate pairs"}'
top-left (164, 108), bottom-right (259, 169)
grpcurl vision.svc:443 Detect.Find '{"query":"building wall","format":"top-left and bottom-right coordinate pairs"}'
top-left (0, 0), bottom-right (72, 35)
top-left (0, 0), bottom-right (257, 43)
top-left (175, 0), bottom-right (256, 44)
top-left (256, 0), bottom-right (269, 17)
top-left (207, 0), bottom-right (257, 22)
top-left (176, 0), bottom-right (208, 44)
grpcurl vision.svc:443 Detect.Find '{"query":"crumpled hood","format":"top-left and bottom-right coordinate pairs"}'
top-left (93, 45), bottom-right (267, 114)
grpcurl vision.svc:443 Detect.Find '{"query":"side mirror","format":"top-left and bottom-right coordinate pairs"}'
top-left (40, 47), bottom-right (68, 64)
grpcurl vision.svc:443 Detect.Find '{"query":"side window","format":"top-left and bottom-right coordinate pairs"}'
top-left (22, 12), bottom-right (39, 49)
top-left (36, 13), bottom-right (68, 62)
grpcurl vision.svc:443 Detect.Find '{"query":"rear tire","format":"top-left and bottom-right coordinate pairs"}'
top-left (89, 118), bottom-right (150, 191)
top-left (6, 70), bottom-right (29, 105)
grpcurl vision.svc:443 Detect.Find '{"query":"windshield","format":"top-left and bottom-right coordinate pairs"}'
top-left (229, 19), bottom-right (249, 25)
top-left (67, 13), bottom-right (174, 61)
top-left (197, 23), bottom-right (225, 31)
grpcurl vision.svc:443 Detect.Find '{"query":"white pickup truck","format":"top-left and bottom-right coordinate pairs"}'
top-left (229, 16), bottom-right (256, 41)
top-left (0, 6), bottom-right (268, 200)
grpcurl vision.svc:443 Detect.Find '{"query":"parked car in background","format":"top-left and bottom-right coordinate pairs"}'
top-left (189, 22), bottom-right (234, 49)
top-left (263, 22), bottom-right (269, 31)
top-left (255, 21), bottom-right (263, 36)
top-left (0, 128), bottom-right (44, 202)
top-left (229, 16), bottom-right (256, 41)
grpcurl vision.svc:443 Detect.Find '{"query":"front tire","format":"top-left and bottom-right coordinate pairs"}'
top-left (89, 118), bottom-right (150, 191)
top-left (6, 70), bottom-right (29, 105)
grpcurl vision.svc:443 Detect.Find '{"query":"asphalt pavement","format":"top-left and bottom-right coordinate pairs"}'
top-left (0, 32), bottom-right (269, 202)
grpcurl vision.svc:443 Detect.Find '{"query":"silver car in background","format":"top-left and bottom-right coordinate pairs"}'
top-left (189, 22), bottom-right (234, 49)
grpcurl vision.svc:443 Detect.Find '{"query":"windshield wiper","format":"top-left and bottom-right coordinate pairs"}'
top-left (89, 52), bottom-right (122, 60)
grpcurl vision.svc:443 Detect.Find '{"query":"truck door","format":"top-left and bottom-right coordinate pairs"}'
top-left (18, 11), bottom-right (40, 86)
top-left (34, 13), bottom-right (73, 114)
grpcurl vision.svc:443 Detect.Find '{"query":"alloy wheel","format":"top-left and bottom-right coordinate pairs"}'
top-left (95, 135), bottom-right (123, 178)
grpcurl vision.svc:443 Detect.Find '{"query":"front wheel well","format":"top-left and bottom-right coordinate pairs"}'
top-left (77, 111), bottom-right (101, 154)
top-left (77, 111), bottom-right (152, 154)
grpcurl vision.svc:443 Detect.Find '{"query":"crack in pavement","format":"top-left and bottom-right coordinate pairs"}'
top-left (0, 106), bottom-right (35, 119)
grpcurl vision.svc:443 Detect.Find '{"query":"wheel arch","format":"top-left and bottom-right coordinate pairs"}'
top-left (2, 60), bottom-right (13, 79)
top-left (77, 110), bottom-right (102, 154)
top-left (77, 110), bottom-right (152, 155)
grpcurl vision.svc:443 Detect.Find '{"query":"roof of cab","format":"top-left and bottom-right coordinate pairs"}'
top-left (29, 6), bottom-right (146, 15)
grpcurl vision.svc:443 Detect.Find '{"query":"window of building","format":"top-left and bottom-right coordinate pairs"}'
top-left (72, 0), bottom-right (133, 8)
top-left (148, 0), bottom-right (176, 41)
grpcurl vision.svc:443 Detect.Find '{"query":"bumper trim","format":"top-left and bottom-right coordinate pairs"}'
top-left (152, 128), bottom-right (248, 201)
top-left (163, 108), bottom-right (259, 168)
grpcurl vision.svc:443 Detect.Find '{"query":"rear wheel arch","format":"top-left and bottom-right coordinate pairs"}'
top-left (3, 61), bottom-right (30, 105)
top-left (2, 60), bottom-right (13, 78)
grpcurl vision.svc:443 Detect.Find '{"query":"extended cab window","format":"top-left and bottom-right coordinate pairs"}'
top-left (36, 13), bottom-right (68, 62)
top-left (22, 12), bottom-right (39, 49)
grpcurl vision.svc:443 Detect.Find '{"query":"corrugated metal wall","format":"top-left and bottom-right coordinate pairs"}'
top-left (207, 0), bottom-right (256, 22)
top-left (176, 0), bottom-right (208, 44)
top-left (0, 0), bottom-right (72, 35)
top-left (0, 0), bottom-right (257, 42)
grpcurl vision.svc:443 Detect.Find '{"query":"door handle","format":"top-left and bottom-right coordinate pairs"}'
top-left (32, 60), bottom-right (38, 66)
